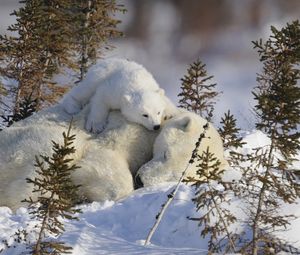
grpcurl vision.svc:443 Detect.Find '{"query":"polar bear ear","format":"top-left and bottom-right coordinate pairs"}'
top-left (177, 116), bottom-right (193, 132)
top-left (123, 94), bottom-right (132, 104)
top-left (156, 88), bottom-right (165, 96)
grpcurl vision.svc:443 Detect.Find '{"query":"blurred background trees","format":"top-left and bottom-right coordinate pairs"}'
top-left (1, 0), bottom-right (299, 127)
top-left (0, 0), bottom-right (123, 128)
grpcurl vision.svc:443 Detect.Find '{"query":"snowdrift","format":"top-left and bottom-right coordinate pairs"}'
top-left (1, 166), bottom-right (300, 254)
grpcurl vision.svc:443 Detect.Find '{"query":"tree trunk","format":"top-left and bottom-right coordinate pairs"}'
top-left (251, 143), bottom-right (274, 255)
top-left (78, 0), bottom-right (92, 83)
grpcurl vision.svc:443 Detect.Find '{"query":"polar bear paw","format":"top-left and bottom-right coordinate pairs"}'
top-left (85, 118), bottom-right (106, 133)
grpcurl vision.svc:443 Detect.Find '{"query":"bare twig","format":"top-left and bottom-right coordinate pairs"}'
top-left (144, 122), bottom-right (210, 246)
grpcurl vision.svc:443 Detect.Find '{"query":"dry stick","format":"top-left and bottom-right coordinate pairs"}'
top-left (144, 122), bottom-right (210, 246)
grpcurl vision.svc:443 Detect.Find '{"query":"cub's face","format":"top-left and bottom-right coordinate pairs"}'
top-left (122, 91), bottom-right (166, 131)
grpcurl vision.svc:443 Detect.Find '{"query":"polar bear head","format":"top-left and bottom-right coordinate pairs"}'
top-left (137, 111), bottom-right (229, 186)
top-left (121, 89), bottom-right (167, 131)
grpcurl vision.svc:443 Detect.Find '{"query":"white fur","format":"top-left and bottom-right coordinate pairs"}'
top-left (137, 111), bottom-right (229, 186)
top-left (0, 105), bottom-right (157, 210)
top-left (0, 65), bottom-right (228, 210)
top-left (61, 58), bottom-right (178, 132)
top-left (0, 106), bottom-right (228, 211)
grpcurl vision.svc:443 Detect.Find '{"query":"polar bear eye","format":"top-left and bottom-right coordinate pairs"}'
top-left (157, 112), bottom-right (161, 115)
top-left (143, 114), bottom-right (149, 118)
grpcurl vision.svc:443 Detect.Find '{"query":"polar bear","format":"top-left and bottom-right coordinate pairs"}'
top-left (62, 58), bottom-right (178, 133)
top-left (0, 105), bottom-right (228, 210)
top-left (137, 111), bottom-right (229, 187)
top-left (0, 105), bottom-right (157, 210)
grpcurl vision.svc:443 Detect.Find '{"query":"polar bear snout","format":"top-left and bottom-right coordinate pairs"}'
top-left (153, 125), bottom-right (161, 131)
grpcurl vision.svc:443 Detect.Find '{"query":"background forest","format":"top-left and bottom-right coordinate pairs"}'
top-left (1, 0), bottom-right (300, 127)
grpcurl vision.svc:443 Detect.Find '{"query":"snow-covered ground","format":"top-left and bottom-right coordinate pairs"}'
top-left (0, 130), bottom-right (300, 255)
top-left (0, 184), bottom-right (209, 255)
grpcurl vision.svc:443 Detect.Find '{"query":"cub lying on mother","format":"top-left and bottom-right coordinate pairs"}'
top-left (62, 58), bottom-right (178, 133)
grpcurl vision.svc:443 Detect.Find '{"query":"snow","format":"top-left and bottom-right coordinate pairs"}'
top-left (1, 129), bottom-right (300, 255)
top-left (0, 2), bottom-right (300, 254)
top-left (0, 184), bottom-right (207, 255)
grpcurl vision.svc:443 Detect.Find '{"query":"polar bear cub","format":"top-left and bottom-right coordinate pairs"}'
top-left (62, 58), bottom-right (177, 133)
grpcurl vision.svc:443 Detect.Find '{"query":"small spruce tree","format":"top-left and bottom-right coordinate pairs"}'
top-left (22, 121), bottom-right (81, 255)
top-left (0, 0), bottom-right (76, 113)
top-left (1, 94), bottom-right (37, 129)
top-left (184, 148), bottom-right (239, 254)
top-left (71, 0), bottom-right (125, 82)
top-left (239, 20), bottom-right (300, 255)
top-left (218, 110), bottom-right (245, 150)
top-left (0, 81), bottom-right (7, 106)
top-left (218, 110), bottom-right (246, 171)
top-left (178, 59), bottom-right (220, 120)
top-left (0, 0), bottom-right (124, 123)
top-left (0, 81), bottom-right (9, 129)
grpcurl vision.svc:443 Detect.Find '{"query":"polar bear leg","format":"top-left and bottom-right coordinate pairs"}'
top-left (163, 96), bottom-right (180, 120)
top-left (138, 161), bottom-right (174, 187)
top-left (85, 105), bottom-right (109, 133)
top-left (62, 78), bottom-right (102, 114)
top-left (72, 148), bottom-right (134, 202)
top-left (63, 95), bottom-right (82, 114)
top-left (85, 93), bottom-right (110, 133)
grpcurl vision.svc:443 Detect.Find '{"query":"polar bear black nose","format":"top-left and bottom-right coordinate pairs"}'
top-left (153, 125), bottom-right (160, 130)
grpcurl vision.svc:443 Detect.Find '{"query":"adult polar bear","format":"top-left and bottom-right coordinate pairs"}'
top-left (0, 107), bottom-right (228, 211)
top-left (0, 106), bottom-right (157, 210)
top-left (62, 58), bottom-right (178, 133)
top-left (137, 111), bottom-right (229, 186)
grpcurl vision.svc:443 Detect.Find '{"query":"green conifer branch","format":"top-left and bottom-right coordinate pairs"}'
top-left (178, 59), bottom-right (220, 120)
top-left (241, 20), bottom-right (300, 255)
top-left (185, 147), bottom-right (238, 253)
top-left (22, 120), bottom-right (81, 255)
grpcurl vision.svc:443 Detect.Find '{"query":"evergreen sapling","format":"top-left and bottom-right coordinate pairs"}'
top-left (1, 94), bottom-right (37, 130)
top-left (239, 20), bottom-right (300, 255)
top-left (0, 0), bottom-right (75, 113)
top-left (178, 59), bottom-right (220, 120)
top-left (218, 110), bottom-right (246, 171)
top-left (22, 121), bottom-right (81, 255)
top-left (218, 110), bottom-right (245, 150)
top-left (184, 147), bottom-right (239, 254)
top-left (70, 0), bottom-right (125, 82)
top-left (0, 0), bottom-right (125, 122)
